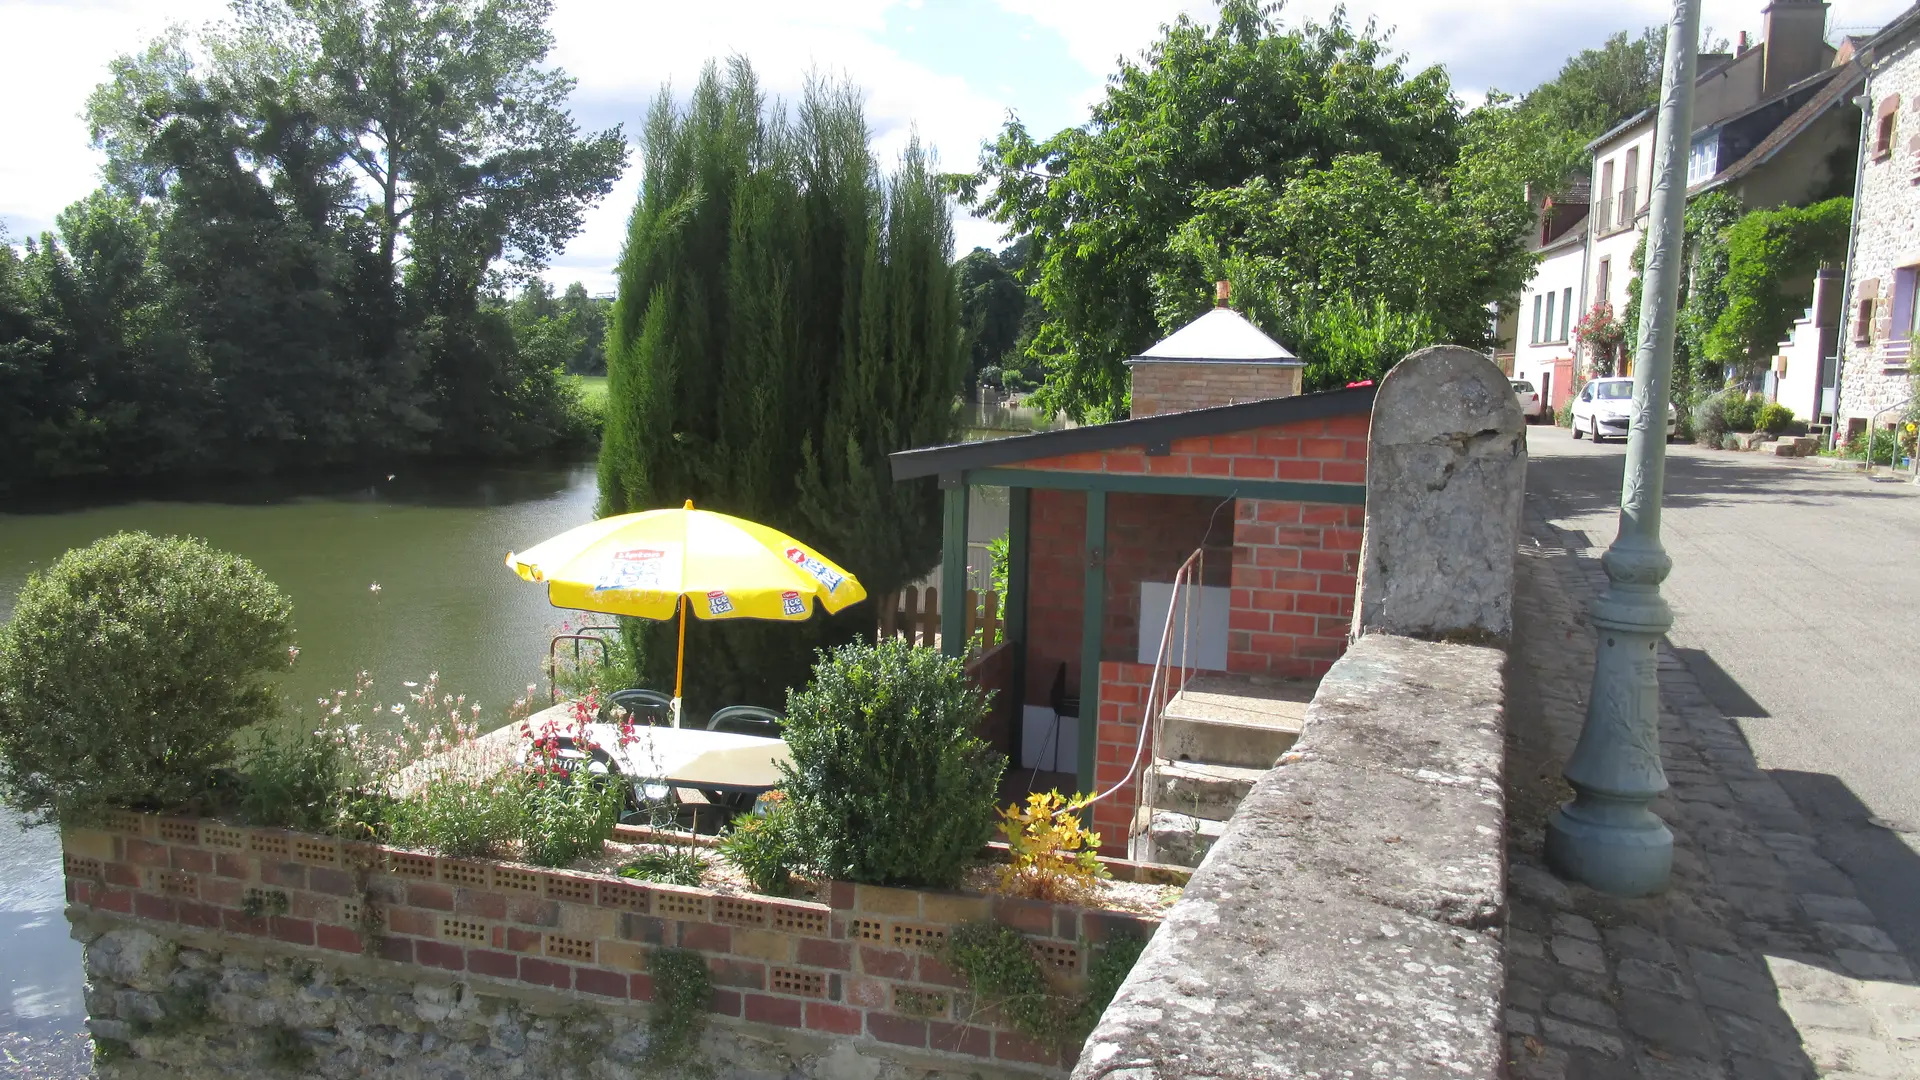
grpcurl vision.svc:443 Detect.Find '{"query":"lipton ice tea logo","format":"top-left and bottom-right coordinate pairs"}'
top-left (596, 548), bottom-right (666, 592)
top-left (706, 589), bottom-right (734, 615)
top-left (783, 547), bottom-right (843, 592)
top-left (780, 590), bottom-right (806, 616)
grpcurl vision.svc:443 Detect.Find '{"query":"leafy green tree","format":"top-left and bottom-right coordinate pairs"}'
top-left (559, 282), bottom-right (610, 373)
top-left (1704, 198), bottom-right (1851, 371)
top-left (1516, 29), bottom-right (1664, 160)
top-left (598, 61), bottom-right (963, 714)
top-left (955, 246), bottom-right (1032, 392)
top-left (965, 1), bottom-right (1528, 419)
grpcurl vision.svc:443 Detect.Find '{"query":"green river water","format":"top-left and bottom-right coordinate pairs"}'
top-left (0, 459), bottom-right (602, 1074)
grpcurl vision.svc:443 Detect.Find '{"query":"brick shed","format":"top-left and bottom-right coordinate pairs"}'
top-left (889, 294), bottom-right (1373, 844)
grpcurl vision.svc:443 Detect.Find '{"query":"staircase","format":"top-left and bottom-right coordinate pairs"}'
top-left (1133, 674), bottom-right (1315, 867)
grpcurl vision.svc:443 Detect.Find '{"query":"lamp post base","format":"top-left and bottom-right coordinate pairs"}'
top-left (1545, 795), bottom-right (1673, 898)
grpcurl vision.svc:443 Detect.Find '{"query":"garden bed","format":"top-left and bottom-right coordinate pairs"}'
top-left (62, 809), bottom-right (1163, 1073)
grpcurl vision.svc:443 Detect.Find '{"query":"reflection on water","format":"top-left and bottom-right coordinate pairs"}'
top-left (0, 460), bottom-right (603, 1073)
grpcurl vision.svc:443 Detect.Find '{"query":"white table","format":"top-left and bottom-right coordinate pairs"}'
top-left (516, 706), bottom-right (790, 794)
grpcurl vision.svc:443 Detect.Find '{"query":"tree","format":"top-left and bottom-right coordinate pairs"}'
top-left (598, 60), bottom-right (963, 715)
top-left (965, 1), bottom-right (1524, 420)
top-left (955, 246), bottom-right (1030, 392)
top-left (1703, 198), bottom-right (1852, 372)
top-left (59, 0), bottom-right (621, 476)
top-left (558, 282), bottom-right (610, 374)
top-left (1517, 29), bottom-right (1664, 155)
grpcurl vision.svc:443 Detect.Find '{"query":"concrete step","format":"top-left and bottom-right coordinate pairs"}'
top-left (1144, 760), bottom-right (1267, 822)
top-left (1140, 810), bottom-right (1227, 868)
top-left (1158, 674), bottom-right (1311, 770)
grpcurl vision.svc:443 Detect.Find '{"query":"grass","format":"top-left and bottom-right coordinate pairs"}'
top-left (573, 374), bottom-right (609, 411)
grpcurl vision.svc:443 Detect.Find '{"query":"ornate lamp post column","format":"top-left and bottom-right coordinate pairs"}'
top-left (1545, 0), bottom-right (1698, 897)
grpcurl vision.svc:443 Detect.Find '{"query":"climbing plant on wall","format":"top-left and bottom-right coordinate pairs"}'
top-left (1702, 197), bottom-right (1851, 373)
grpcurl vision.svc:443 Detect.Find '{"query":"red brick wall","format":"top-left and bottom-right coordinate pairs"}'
top-left (62, 812), bottom-right (1158, 1074)
top-left (1093, 661), bottom-right (1158, 842)
top-left (1100, 493), bottom-right (1234, 660)
top-left (1024, 489), bottom-right (1086, 705)
top-left (1227, 499), bottom-right (1365, 679)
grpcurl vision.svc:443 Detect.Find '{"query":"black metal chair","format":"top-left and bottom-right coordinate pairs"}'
top-left (706, 705), bottom-right (783, 738)
top-left (605, 688), bottom-right (674, 728)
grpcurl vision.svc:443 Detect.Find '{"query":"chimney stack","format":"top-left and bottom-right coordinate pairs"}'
top-left (1215, 280), bottom-right (1231, 308)
top-left (1761, 0), bottom-right (1833, 95)
top-left (1737, 30), bottom-right (1750, 54)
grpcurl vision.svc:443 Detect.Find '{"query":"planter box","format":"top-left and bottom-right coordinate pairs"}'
top-left (62, 811), bottom-right (1160, 1074)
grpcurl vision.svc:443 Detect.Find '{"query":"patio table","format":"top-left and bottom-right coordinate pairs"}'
top-left (515, 706), bottom-right (789, 795)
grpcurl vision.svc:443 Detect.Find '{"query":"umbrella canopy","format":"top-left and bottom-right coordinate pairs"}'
top-left (506, 501), bottom-right (865, 714)
top-left (506, 503), bottom-right (866, 620)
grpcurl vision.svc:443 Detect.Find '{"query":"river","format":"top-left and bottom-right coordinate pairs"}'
top-left (0, 460), bottom-right (601, 1075)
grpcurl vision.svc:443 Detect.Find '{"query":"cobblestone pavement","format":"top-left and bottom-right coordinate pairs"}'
top-left (1504, 500), bottom-right (1920, 1080)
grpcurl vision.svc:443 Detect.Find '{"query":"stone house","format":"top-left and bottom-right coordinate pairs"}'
top-left (1835, 4), bottom-right (1920, 441)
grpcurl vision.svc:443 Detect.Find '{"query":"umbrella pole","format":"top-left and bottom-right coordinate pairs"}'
top-left (673, 594), bottom-right (687, 727)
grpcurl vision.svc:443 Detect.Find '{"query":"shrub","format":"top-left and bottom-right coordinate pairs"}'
top-left (1720, 391), bottom-right (1762, 433)
top-left (997, 790), bottom-right (1109, 903)
top-left (384, 771), bottom-right (526, 859)
top-left (617, 847), bottom-right (708, 887)
top-left (0, 532), bottom-right (294, 825)
top-left (780, 640), bottom-right (1004, 888)
top-left (1754, 402), bottom-right (1795, 435)
top-left (520, 769), bottom-right (622, 867)
top-left (236, 726), bottom-right (351, 833)
top-left (1692, 394), bottom-right (1730, 447)
top-left (719, 792), bottom-right (806, 896)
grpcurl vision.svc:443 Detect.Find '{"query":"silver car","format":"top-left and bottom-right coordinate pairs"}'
top-left (1570, 377), bottom-right (1677, 442)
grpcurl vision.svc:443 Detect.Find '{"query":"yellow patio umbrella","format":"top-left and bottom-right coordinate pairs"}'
top-left (505, 501), bottom-right (866, 718)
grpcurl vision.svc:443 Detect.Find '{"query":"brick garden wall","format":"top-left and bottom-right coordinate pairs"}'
top-left (1024, 489), bottom-right (1087, 705)
top-left (61, 811), bottom-right (1157, 1076)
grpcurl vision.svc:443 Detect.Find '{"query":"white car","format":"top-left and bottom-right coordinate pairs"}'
top-left (1571, 377), bottom-right (1677, 442)
top-left (1511, 379), bottom-right (1545, 423)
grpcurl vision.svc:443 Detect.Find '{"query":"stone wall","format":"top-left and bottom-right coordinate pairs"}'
top-left (62, 812), bottom-right (1158, 1078)
top-left (1840, 33), bottom-right (1920, 434)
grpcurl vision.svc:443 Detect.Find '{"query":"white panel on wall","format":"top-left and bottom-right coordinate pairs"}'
top-left (1020, 705), bottom-right (1077, 772)
top-left (1137, 582), bottom-right (1230, 671)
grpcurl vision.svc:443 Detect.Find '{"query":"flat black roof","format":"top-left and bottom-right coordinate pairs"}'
top-left (890, 385), bottom-right (1375, 481)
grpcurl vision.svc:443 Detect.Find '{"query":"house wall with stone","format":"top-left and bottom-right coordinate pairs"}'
top-left (1839, 32), bottom-right (1920, 437)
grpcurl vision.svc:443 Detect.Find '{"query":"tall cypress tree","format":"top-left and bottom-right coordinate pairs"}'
top-left (599, 60), bottom-right (962, 713)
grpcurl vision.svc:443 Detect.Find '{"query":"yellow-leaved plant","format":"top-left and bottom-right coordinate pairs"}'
top-left (996, 791), bottom-right (1111, 902)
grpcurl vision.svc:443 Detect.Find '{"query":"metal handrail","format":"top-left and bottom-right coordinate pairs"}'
top-left (549, 625), bottom-right (620, 704)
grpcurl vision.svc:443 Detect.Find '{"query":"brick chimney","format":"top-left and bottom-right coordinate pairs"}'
top-left (1762, 0), bottom-right (1833, 95)
top-left (1125, 281), bottom-right (1304, 417)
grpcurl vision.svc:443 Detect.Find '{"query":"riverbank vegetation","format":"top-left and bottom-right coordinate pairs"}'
top-left (0, 0), bottom-right (623, 498)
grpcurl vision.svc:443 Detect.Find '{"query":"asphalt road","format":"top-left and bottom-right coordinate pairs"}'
top-left (1524, 424), bottom-right (1920, 962)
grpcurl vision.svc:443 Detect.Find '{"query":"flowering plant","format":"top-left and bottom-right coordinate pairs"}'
top-left (1572, 303), bottom-right (1626, 376)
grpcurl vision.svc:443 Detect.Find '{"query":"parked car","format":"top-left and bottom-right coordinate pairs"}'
top-left (1570, 377), bottom-right (1678, 442)
top-left (1511, 379), bottom-right (1545, 423)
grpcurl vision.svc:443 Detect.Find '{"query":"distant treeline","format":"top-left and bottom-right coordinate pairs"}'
top-left (0, 0), bottom-right (624, 497)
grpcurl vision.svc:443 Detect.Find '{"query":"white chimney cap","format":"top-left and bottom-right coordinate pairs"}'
top-left (1127, 306), bottom-right (1300, 365)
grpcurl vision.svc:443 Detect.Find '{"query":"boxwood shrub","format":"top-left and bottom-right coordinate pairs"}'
top-left (780, 640), bottom-right (1004, 888)
top-left (0, 532), bottom-right (294, 825)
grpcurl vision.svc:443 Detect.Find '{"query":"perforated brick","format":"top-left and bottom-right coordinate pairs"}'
top-left (769, 968), bottom-right (826, 998)
top-left (341, 901), bottom-right (366, 927)
top-left (157, 871), bottom-right (197, 897)
top-left (63, 855), bottom-right (103, 880)
top-left (439, 861), bottom-right (488, 888)
top-left (202, 826), bottom-right (246, 850)
top-left (849, 918), bottom-right (885, 942)
top-left (492, 867), bottom-right (541, 894)
top-left (106, 811), bottom-right (146, 836)
top-left (292, 837), bottom-right (338, 865)
top-left (890, 922), bottom-right (947, 952)
top-left (442, 917), bottom-right (489, 943)
top-left (714, 897), bottom-right (767, 927)
top-left (243, 888), bottom-right (290, 917)
top-left (157, 819), bottom-right (199, 845)
top-left (652, 888), bottom-right (708, 921)
top-left (250, 833), bottom-right (290, 859)
top-left (1036, 941), bottom-right (1080, 972)
top-left (597, 881), bottom-right (649, 913)
top-left (769, 904), bottom-right (829, 936)
top-left (387, 852), bottom-right (435, 879)
top-left (545, 934), bottom-right (595, 962)
top-left (544, 875), bottom-right (594, 904)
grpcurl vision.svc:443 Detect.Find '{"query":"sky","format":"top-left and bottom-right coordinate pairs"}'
top-left (3, 0), bottom-right (1913, 296)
